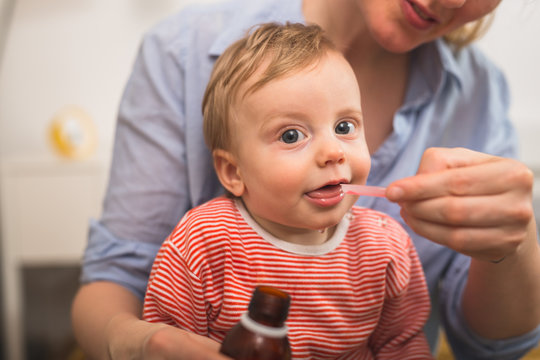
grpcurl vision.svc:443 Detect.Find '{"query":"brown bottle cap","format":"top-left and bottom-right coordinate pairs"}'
top-left (248, 285), bottom-right (290, 326)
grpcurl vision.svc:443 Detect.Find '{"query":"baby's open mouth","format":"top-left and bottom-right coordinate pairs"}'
top-left (305, 184), bottom-right (343, 199)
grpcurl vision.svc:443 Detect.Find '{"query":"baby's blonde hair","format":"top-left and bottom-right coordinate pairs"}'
top-left (202, 17), bottom-right (490, 151)
top-left (202, 22), bottom-right (336, 151)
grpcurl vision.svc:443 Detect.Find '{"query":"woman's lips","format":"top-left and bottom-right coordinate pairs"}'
top-left (304, 184), bottom-right (345, 207)
top-left (401, 0), bottom-right (438, 30)
top-left (411, 2), bottom-right (433, 20)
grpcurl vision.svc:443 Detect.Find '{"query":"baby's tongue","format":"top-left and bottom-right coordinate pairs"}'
top-left (306, 184), bottom-right (342, 198)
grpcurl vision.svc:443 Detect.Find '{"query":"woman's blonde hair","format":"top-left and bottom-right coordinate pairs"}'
top-left (444, 12), bottom-right (495, 50)
top-left (202, 22), bottom-right (336, 151)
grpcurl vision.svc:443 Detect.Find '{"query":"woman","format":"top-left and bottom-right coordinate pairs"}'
top-left (72, 0), bottom-right (540, 359)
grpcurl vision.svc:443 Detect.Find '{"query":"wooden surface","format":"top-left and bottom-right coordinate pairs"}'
top-left (437, 332), bottom-right (540, 360)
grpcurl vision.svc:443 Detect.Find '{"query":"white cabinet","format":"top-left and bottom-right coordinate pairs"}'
top-left (1, 157), bottom-right (106, 360)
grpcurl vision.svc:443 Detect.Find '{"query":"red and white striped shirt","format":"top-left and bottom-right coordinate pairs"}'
top-left (144, 197), bottom-right (432, 359)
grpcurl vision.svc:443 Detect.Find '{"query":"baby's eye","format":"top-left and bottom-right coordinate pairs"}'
top-left (280, 129), bottom-right (305, 144)
top-left (335, 121), bottom-right (356, 135)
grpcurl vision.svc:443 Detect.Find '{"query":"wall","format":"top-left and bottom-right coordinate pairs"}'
top-left (0, 0), bottom-right (204, 162)
top-left (0, 2), bottom-right (210, 359)
top-left (0, 0), bottom-right (14, 66)
top-left (477, 1), bottom-right (540, 172)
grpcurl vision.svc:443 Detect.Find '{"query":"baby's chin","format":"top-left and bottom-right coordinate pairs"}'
top-left (307, 208), bottom-right (352, 231)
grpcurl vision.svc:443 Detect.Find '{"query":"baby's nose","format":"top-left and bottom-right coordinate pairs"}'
top-left (317, 139), bottom-right (345, 167)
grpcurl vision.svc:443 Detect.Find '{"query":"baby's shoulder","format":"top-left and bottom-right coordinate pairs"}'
top-left (348, 206), bottom-right (411, 247)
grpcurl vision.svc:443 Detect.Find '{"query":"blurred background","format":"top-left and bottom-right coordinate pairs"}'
top-left (0, 0), bottom-right (538, 359)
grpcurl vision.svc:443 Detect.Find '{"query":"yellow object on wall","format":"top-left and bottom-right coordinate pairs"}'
top-left (49, 105), bottom-right (97, 159)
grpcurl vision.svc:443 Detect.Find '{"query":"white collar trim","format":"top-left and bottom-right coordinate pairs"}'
top-left (234, 199), bottom-right (351, 256)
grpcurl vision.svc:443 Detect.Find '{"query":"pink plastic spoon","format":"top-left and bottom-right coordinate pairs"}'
top-left (341, 184), bottom-right (387, 198)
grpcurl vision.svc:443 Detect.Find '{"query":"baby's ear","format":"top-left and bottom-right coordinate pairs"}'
top-left (213, 149), bottom-right (245, 197)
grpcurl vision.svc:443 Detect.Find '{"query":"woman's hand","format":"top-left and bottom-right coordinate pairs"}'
top-left (143, 326), bottom-right (227, 360)
top-left (107, 313), bottom-right (229, 360)
top-left (386, 147), bottom-right (536, 262)
top-left (72, 282), bottom-right (231, 360)
top-left (386, 147), bottom-right (540, 339)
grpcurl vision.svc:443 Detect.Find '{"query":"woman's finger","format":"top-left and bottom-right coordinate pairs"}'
top-left (399, 192), bottom-right (533, 228)
top-left (415, 147), bottom-right (496, 174)
top-left (388, 158), bottom-right (532, 202)
top-left (399, 209), bottom-right (526, 262)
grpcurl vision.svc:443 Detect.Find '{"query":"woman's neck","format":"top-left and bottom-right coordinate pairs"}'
top-left (303, 0), bottom-right (410, 153)
top-left (303, 0), bottom-right (389, 65)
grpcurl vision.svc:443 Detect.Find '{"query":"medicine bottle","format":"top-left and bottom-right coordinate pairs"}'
top-left (220, 285), bottom-right (292, 360)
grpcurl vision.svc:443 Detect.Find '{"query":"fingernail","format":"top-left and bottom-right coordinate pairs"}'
top-left (387, 186), bottom-right (404, 200)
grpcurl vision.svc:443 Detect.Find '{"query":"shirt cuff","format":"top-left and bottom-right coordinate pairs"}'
top-left (79, 219), bottom-right (162, 301)
top-left (441, 255), bottom-right (540, 359)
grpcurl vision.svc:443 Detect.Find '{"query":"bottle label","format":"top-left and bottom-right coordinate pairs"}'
top-left (240, 313), bottom-right (288, 338)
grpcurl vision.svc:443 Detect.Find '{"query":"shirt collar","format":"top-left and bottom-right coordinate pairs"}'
top-left (208, 0), bottom-right (304, 57)
top-left (436, 38), bottom-right (464, 90)
top-left (402, 38), bottom-right (464, 112)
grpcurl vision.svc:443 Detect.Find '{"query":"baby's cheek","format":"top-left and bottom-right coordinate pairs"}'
top-left (352, 155), bottom-right (371, 181)
top-left (273, 166), bottom-right (306, 190)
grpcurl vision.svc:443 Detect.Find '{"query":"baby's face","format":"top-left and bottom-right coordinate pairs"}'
top-left (230, 51), bottom-right (370, 242)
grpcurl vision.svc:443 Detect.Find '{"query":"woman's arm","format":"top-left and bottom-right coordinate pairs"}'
top-left (71, 281), bottom-right (228, 360)
top-left (72, 282), bottom-right (143, 359)
top-left (463, 219), bottom-right (540, 339)
top-left (387, 147), bottom-right (540, 339)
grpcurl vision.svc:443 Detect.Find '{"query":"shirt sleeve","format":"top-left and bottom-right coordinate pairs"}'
top-left (369, 230), bottom-right (433, 359)
top-left (440, 254), bottom-right (540, 360)
top-left (437, 45), bottom-right (540, 359)
top-left (143, 232), bottom-right (209, 334)
top-left (80, 19), bottom-right (192, 300)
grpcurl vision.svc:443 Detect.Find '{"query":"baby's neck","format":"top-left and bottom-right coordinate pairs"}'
top-left (248, 209), bottom-right (337, 246)
top-left (281, 227), bottom-right (336, 246)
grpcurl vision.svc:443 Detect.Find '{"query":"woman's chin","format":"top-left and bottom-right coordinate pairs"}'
top-left (371, 28), bottom-right (426, 54)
